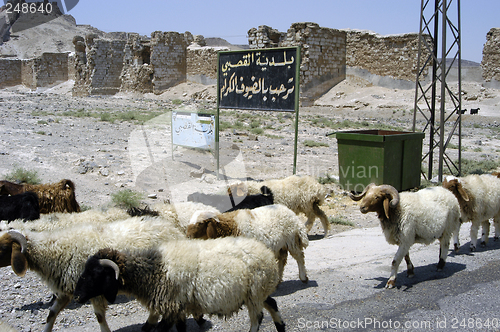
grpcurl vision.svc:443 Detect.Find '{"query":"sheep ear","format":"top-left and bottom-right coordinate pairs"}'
top-left (206, 220), bottom-right (218, 239)
top-left (11, 244), bottom-right (27, 277)
top-left (383, 198), bottom-right (391, 220)
top-left (457, 185), bottom-right (469, 202)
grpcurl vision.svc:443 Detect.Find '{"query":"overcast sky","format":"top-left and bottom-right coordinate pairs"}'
top-left (66, 0), bottom-right (499, 63)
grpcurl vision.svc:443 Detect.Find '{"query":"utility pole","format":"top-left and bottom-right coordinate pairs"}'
top-left (413, 0), bottom-right (462, 182)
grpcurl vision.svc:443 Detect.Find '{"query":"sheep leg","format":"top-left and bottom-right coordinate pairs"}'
top-left (247, 303), bottom-right (264, 332)
top-left (264, 296), bottom-right (286, 332)
top-left (90, 296), bottom-right (113, 332)
top-left (141, 312), bottom-right (160, 332)
top-left (480, 219), bottom-right (491, 246)
top-left (437, 237), bottom-right (450, 271)
top-left (313, 201), bottom-right (331, 236)
top-left (277, 248), bottom-right (288, 283)
top-left (452, 222), bottom-right (462, 252)
top-left (386, 245), bottom-right (409, 289)
top-left (304, 213), bottom-right (316, 233)
top-left (470, 221), bottom-right (480, 251)
top-left (494, 215), bottom-right (500, 241)
top-left (404, 254), bottom-right (414, 278)
top-left (288, 247), bottom-right (308, 283)
top-left (152, 316), bottom-right (175, 332)
top-left (44, 294), bottom-right (72, 332)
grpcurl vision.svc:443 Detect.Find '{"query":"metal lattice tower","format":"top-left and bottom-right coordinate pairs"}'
top-left (413, 0), bottom-right (462, 182)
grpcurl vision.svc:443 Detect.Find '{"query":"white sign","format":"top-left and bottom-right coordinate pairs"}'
top-left (171, 111), bottom-right (215, 150)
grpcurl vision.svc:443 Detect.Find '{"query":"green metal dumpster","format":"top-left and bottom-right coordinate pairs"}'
top-left (336, 130), bottom-right (425, 192)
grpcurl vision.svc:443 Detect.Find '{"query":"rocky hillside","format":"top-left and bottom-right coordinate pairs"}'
top-left (0, 3), bottom-right (124, 59)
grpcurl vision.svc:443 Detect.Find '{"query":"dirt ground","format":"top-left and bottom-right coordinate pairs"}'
top-left (0, 76), bottom-right (500, 331)
top-left (1, 76), bottom-right (499, 235)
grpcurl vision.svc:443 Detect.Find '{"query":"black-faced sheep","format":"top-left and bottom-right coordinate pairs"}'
top-left (230, 175), bottom-right (330, 237)
top-left (73, 237), bottom-right (285, 332)
top-left (187, 204), bottom-right (309, 283)
top-left (0, 216), bottom-right (185, 332)
top-left (187, 185), bottom-right (273, 212)
top-left (442, 174), bottom-right (500, 251)
top-left (0, 191), bottom-right (40, 222)
top-left (0, 179), bottom-right (80, 213)
top-left (350, 183), bottom-right (461, 289)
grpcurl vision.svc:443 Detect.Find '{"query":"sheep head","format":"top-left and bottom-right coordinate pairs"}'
top-left (74, 248), bottom-right (123, 304)
top-left (186, 211), bottom-right (220, 239)
top-left (442, 176), bottom-right (469, 202)
top-left (0, 230), bottom-right (28, 276)
top-left (227, 182), bottom-right (248, 197)
top-left (349, 183), bottom-right (399, 220)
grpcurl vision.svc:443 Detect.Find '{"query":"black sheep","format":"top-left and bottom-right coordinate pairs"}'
top-left (0, 191), bottom-right (40, 222)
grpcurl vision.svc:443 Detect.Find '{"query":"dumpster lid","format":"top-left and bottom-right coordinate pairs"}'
top-left (335, 129), bottom-right (424, 142)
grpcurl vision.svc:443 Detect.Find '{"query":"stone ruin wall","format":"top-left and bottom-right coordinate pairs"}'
top-left (149, 31), bottom-right (191, 94)
top-left (344, 30), bottom-right (431, 82)
top-left (30, 53), bottom-right (69, 88)
top-left (481, 28), bottom-right (500, 84)
top-left (72, 34), bottom-right (126, 96)
top-left (186, 35), bottom-right (229, 85)
top-left (248, 23), bottom-right (347, 104)
top-left (120, 33), bottom-right (153, 93)
top-left (0, 59), bottom-right (22, 87)
top-left (0, 24), bottom-right (498, 97)
top-left (0, 53), bottom-right (69, 89)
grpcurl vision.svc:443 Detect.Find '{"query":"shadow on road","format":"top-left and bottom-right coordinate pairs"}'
top-left (370, 261), bottom-right (466, 290)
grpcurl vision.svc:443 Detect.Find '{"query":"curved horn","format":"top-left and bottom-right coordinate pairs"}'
top-left (349, 183), bottom-right (375, 201)
top-left (8, 230), bottom-right (27, 254)
top-left (99, 259), bottom-right (120, 280)
top-left (379, 185), bottom-right (400, 208)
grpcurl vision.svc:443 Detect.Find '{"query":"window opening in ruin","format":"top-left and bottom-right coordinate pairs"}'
top-left (142, 46), bottom-right (151, 65)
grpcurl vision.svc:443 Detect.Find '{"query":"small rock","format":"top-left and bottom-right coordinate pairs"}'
top-left (190, 167), bottom-right (205, 178)
top-left (148, 194), bottom-right (157, 199)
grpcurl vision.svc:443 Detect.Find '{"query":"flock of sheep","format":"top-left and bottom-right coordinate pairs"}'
top-left (0, 172), bottom-right (499, 331)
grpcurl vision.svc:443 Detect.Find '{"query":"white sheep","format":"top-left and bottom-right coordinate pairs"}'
top-left (73, 237), bottom-right (285, 332)
top-left (350, 183), bottom-right (461, 289)
top-left (187, 204), bottom-right (309, 283)
top-left (0, 207), bottom-right (130, 232)
top-left (151, 201), bottom-right (220, 232)
top-left (442, 174), bottom-right (500, 251)
top-left (0, 216), bottom-right (185, 332)
top-left (230, 175), bottom-right (330, 236)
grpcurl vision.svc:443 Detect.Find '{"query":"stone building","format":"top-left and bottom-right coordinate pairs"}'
top-left (481, 27), bottom-right (500, 87)
top-left (72, 33), bottom-right (127, 96)
top-left (149, 31), bottom-right (192, 94)
top-left (248, 22), bottom-right (346, 105)
top-left (344, 29), bottom-right (432, 85)
top-left (0, 53), bottom-right (69, 89)
top-left (186, 35), bottom-right (229, 85)
top-left (120, 33), bottom-right (154, 93)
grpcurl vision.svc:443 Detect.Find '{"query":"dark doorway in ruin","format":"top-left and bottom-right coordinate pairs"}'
top-left (142, 46), bottom-right (151, 65)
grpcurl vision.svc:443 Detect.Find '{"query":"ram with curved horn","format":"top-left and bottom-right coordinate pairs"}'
top-left (349, 183), bottom-right (461, 288)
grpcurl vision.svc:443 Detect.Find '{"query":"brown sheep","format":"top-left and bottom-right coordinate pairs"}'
top-left (0, 179), bottom-right (80, 213)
